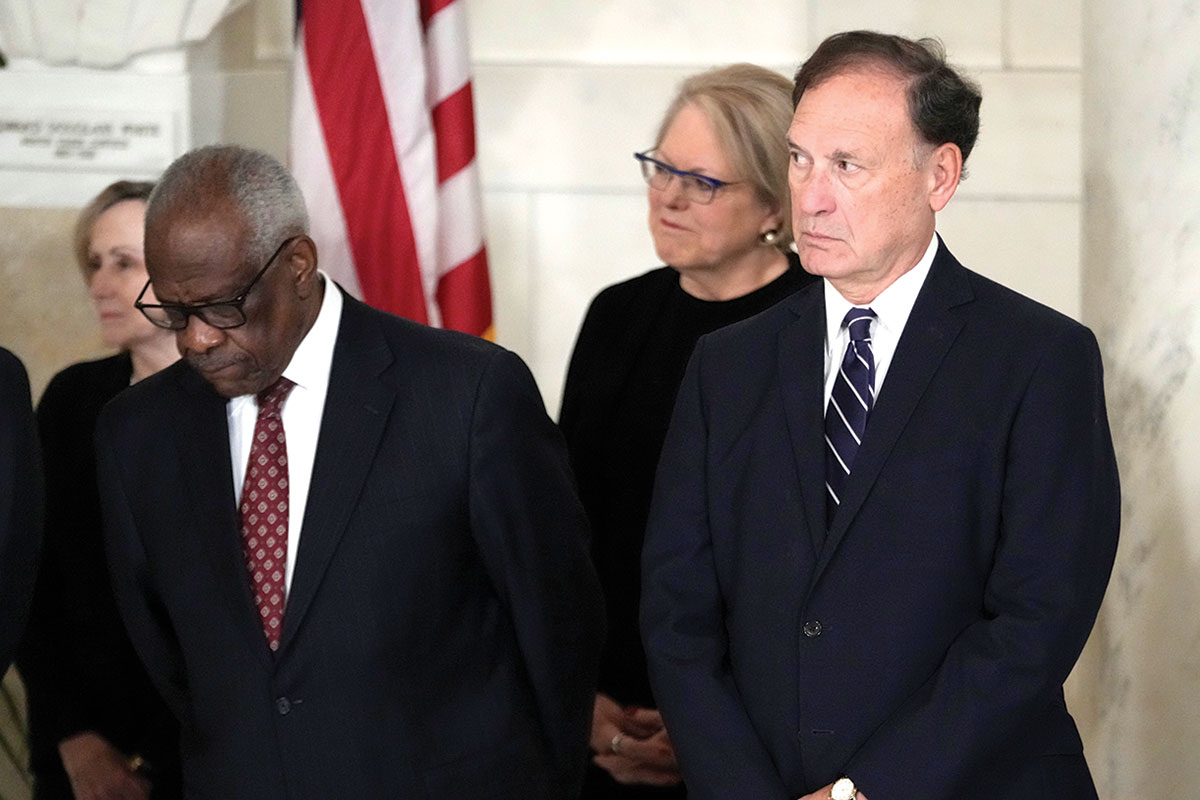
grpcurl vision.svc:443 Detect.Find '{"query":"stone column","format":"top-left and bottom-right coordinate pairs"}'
top-left (1078, 2), bottom-right (1200, 796)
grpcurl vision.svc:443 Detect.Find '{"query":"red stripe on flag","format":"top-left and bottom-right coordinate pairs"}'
top-left (436, 247), bottom-right (493, 337)
top-left (304, 0), bottom-right (429, 324)
top-left (419, 0), bottom-right (455, 27)
top-left (431, 83), bottom-right (476, 183)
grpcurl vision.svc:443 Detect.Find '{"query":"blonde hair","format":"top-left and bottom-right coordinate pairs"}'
top-left (74, 180), bottom-right (155, 278)
top-left (655, 63), bottom-right (795, 250)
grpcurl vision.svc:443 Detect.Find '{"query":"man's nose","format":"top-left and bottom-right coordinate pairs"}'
top-left (178, 313), bottom-right (223, 355)
top-left (793, 170), bottom-right (835, 216)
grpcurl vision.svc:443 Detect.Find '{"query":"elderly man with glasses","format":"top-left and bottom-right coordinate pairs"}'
top-left (96, 144), bottom-right (604, 800)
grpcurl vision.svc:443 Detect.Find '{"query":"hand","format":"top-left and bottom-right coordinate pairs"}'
top-left (797, 785), bottom-right (869, 800)
top-left (622, 705), bottom-right (667, 739)
top-left (58, 732), bottom-right (152, 800)
top-left (592, 727), bottom-right (681, 786)
top-left (589, 693), bottom-right (682, 786)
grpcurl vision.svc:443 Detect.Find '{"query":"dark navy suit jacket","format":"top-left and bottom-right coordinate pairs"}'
top-left (641, 241), bottom-right (1119, 800)
top-left (1, 347), bottom-right (42, 672)
top-left (97, 293), bottom-right (604, 799)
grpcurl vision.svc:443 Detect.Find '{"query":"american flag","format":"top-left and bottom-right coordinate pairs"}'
top-left (290, 0), bottom-right (493, 338)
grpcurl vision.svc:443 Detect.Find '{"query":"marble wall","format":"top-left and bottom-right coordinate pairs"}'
top-left (1077, 1), bottom-right (1200, 795)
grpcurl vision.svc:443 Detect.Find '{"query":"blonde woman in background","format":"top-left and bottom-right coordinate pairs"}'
top-left (18, 181), bottom-right (181, 800)
top-left (559, 64), bottom-right (818, 798)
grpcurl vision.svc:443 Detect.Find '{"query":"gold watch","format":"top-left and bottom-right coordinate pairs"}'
top-left (830, 777), bottom-right (857, 800)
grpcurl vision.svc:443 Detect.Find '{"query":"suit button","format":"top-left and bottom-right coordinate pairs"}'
top-left (275, 697), bottom-right (291, 715)
top-left (803, 620), bottom-right (823, 638)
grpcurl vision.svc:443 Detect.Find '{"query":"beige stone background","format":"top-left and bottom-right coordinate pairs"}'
top-left (2, 0), bottom-right (1198, 797)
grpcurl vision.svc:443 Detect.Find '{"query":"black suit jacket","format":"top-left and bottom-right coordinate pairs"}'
top-left (641, 241), bottom-right (1120, 800)
top-left (96, 293), bottom-right (604, 799)
top-left (1, 346), bottom-right (42, 672)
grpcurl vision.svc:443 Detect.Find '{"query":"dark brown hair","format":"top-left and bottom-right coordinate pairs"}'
top-left (793, 31), bottom-right (982, 169)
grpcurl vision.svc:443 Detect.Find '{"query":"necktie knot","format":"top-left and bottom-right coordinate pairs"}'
top-left (843, 307), bottom-right (876, 344)
top-left (257, 377), bottom-right (295, 414)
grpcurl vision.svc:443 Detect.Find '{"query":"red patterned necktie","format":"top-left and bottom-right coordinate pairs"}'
top-left (240, 377), bottom-right (295, 651)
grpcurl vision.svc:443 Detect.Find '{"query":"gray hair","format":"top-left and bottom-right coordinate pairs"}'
top-left (147, 145), bottom-right (309, 268)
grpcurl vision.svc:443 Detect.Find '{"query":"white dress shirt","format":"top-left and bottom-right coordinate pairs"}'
top-left (228, 274), bottom-right (342, 595)
top-left (822, 233), bottom-right (939, 408)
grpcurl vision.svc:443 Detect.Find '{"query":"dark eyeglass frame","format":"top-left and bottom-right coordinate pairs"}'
top-left (134, 236), bottom-right (302, 331)
top-left (634, 150), bottom-right (742, 204)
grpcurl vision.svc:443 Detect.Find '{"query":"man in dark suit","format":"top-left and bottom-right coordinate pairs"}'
top-left (95, 145), bottom-right (604, 799)
top-left (640, 32), bottom-right (1119, 800)
top-left (1, 347), bottom-right (41, 672)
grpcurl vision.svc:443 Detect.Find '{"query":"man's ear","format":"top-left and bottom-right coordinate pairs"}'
top-left (290, 235), bottom-right (320, 299)
top-left (927, 142), bottom-right (963, 213)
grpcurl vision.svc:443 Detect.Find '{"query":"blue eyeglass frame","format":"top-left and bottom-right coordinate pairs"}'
top-left (633, 151), bottom-right (741, 202)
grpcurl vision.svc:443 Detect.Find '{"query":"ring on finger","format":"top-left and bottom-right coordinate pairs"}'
top-left (611, 733), bottom-right (625, 754)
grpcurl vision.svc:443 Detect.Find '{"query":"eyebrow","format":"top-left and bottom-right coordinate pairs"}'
top-left (787, 139), bottom-right (863, 164)
top-left (655, 150), bottom-right (719, 177)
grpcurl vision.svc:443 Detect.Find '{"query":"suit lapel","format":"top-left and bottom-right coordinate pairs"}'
top-left (279, 297), bottom-right (394, 651)
top-left (812, 243), bottom-right (974, 583)
top-left (777, 285), bottom-right (827, 559)
top-left (175, 367), bottom-right (277, 670)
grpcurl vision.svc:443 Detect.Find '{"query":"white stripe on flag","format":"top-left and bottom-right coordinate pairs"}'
top-left (425, 2), bottom-right (472, 104)
top-left (437, 163), bottom-right (485, 273)
top-left (290, 32), bottom-right (362, 299)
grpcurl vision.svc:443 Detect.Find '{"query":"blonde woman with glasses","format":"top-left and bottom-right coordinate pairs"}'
top-left (560, 64), bottom-right (818, 798)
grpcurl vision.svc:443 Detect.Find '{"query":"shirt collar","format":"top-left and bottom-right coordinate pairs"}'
top-left (823, 232), bottom-right (939, 346)
top-left (281, 271), bottom-right (342, 393)
top-left (227, 271), bottom-right (342, 409)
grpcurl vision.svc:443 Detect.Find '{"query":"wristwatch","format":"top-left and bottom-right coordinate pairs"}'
top-left (830, 777), bottom-right (857, 800)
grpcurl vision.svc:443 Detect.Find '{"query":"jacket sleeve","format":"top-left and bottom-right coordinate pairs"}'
top-left (640, 338), bottom-right (792, 799)
top-left (0, 349), bottom-right (42, 672)
top-left (18, 369), bottom-right (103, 750)
top-left (467, 347), bottom-right (605, 798)
top-left (844, 324), bottom-right (1120, 799)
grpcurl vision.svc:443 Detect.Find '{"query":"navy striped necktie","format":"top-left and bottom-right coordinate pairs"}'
top-left (825, 307), bottom-right (877, 528)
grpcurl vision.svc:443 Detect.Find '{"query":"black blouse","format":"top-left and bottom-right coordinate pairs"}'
top-left (17, 353), bottom-right (181, 799)
top-left (560, 254), bottom-right (817, 707)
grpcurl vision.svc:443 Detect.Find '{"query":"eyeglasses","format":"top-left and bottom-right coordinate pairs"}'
top-left (135, 236), bottom-right (301, 331)
top-left (634, 151), bottom-right (741, 205)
